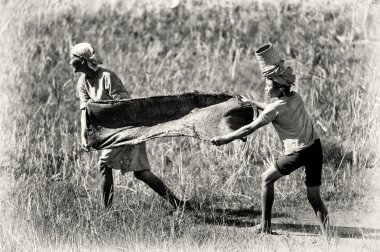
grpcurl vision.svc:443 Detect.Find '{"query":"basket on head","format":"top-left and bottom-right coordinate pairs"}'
top-left (255, 43), bottom-right (296, 86)
top-left (255, 43), bottom-right (284, 74)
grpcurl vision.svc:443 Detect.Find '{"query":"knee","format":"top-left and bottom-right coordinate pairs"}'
top-left (99, 164), bottom-right (112, 177)
top-left (307, 194), bottom-right (317, 205)
top-left (99, 163), bottom-right (113, 181)
top-left (307, 191), bottom-right (322, 206)
top-left (261, 172), bottom-right (273, 187)
top-left (134, 169), bottom-right (150, 181)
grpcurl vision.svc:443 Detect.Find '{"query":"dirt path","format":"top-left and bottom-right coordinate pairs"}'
top-left (273, 167), bottom-right (380, 238)
top-left (195, 166), bottom-right (380, 240)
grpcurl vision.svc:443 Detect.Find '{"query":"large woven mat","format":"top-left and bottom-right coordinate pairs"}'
top-left (86, 92), bottom-right (258, 150)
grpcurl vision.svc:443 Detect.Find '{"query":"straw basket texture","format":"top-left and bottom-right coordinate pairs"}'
top-left (86, 92), bottom-right (258, 149)
top-left (255, 43), bottom-right (284, 74)
top-left (255, 43), bottom-right (296, 86)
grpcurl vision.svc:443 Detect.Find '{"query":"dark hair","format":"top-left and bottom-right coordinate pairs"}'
top-left (271, 79), bottom-right (291, 95)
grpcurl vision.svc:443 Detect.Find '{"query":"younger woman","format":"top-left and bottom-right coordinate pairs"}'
top-left (212, 44), bottom-right (329, 235)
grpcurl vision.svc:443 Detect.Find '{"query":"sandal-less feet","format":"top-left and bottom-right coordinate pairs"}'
top-left (167, 200), bottom-right (201, 215)
top-left (252, 223), bottom-right (279, 235)
top-left (177, 200), bottom-right (202, 211)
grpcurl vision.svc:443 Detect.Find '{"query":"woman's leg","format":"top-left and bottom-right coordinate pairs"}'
top-left (134, 169), bottom-right (184, 208)
top-left (99, 164), bottom-right (114, 209)
top-left (306, 185), bottom-right (329, 235)
top-left (260, 165), bottom-right (284, 233)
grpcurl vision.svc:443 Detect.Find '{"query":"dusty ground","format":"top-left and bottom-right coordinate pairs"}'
top-left (1, 166), bottom-right (379, 251)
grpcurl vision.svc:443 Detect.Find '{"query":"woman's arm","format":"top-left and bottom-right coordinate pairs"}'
top-left (81, 109), bottom-right (89, 151)
top-left (251, 100), bottom-right (269, 110)
top-left (240, 96), bottom-right (268, 110)
top-left (211, 117), bottom-right (265, 146)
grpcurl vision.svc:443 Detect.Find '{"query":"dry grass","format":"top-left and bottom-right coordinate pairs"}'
top-left (0, 0), bottom-right (379, 251)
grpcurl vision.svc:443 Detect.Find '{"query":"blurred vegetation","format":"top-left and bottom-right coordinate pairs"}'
top-left (0, 0), bottom-right (379, 249)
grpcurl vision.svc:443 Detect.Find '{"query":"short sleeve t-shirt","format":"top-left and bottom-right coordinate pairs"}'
top-left (257, 92), bottom-right (319, 155)
top-left (77, 68), bottom-right (129, 109)
top-left (76, 68), bottom-right (150, 173)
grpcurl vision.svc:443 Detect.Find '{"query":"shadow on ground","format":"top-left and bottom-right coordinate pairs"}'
top-left (274, 223), bottom-right (380, 239)
top-left (192, 207), bottom-right (380, 239)
top-left (192, 207), bottom-right (285, 227)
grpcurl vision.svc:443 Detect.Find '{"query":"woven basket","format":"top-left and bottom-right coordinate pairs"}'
top-left (255, 43), bottom-right (284, 74)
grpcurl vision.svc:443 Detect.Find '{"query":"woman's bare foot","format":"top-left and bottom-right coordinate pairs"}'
top-left (252, 223), bottom-right (278, 235)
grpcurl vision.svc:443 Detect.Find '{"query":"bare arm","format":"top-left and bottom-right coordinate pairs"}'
top-left (77, 78), bottom-right (90, 151)
top-left (81, 109), bottom-right (89, 151)
top-left (240, 96), bottom-right (268, 110)
top-left (251, 100), bottom-right (269, 110)
top-left (211, 117), bottom-right (265, 146)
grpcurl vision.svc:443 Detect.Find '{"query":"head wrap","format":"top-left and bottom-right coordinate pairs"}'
top-left (255, 43), bottom-right (295, 86)
top-left (70, 42), bottom-right (103, 71)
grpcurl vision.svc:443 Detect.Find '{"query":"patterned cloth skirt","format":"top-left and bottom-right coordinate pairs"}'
top-left (98, 143), bottom-right (151, 174)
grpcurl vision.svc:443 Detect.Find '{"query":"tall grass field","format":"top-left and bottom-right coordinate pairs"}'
top-left (0, 0), bottom-right (379, 251)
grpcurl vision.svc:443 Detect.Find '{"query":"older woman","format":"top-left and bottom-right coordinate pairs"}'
top-left (70, 42), bottom-right (188, 210)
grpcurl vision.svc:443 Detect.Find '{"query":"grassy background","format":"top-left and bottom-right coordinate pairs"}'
top-left (0, 0), bottom-right (379, 250)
